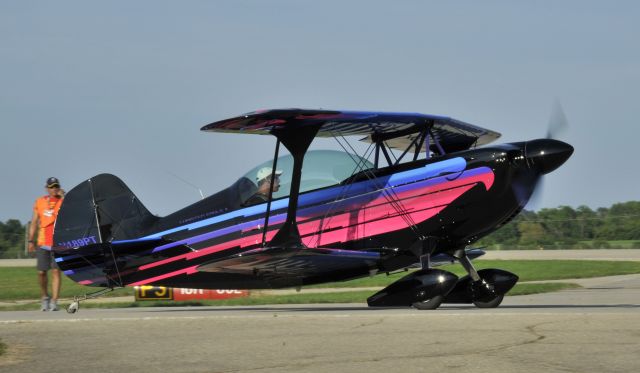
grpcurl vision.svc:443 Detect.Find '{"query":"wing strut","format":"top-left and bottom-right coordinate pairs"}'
top-left (261, 139), bottom-right (281, 247)
top-left (268, 123), bottom-right (322, 248)
top-left (371, 119), bottom-right (438, 167)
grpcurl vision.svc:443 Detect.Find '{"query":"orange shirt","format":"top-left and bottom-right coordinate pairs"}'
top-left (33, 195), bottom-right (63, 246)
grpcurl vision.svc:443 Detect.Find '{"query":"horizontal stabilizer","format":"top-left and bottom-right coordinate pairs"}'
top-left (52, 238), bottom-right (171, 287)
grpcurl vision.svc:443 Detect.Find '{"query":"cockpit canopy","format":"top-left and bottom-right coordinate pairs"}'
top-left (241, 150), bottom-right (373, 203)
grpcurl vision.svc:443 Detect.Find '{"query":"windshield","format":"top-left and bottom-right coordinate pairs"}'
top-left (240, 150), bottom-right (373, 203)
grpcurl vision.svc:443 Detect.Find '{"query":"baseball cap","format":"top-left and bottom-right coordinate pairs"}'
top-left (256, 167), bottom-right (283, 182)
top-left (46, 177), bottom-right (61, 188)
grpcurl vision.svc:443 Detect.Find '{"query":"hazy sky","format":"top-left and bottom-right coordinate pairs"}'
top-left (1, 1), bottom-right (638, 223)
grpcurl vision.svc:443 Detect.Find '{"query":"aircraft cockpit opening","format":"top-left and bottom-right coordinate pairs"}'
top-left (240, 150), bottom-right (374, 202)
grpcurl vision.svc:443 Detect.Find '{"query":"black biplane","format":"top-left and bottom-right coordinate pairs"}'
top-left (53, 109), bottom-right (573, 312)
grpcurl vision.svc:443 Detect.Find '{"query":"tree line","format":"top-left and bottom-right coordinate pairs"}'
top-left (1, 201), bottom-right (639, 258)
top-left (0, 219), bottom-right (26, 259)
top-left (477, 201), bottom-right (640, 249)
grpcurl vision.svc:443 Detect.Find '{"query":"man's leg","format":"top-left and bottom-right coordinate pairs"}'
top-left (51, 269), bottom-right (61, 301)
top-left (36, 248), bottom-right (51, 310)
top-left (38, 270), bottom-right (49, 310)
top-left (36, 248), bottom-right (50, 298)
top-left (49, 250), bottom-right (61, 311)
top-left (38, 270), bottom-right (48, 298)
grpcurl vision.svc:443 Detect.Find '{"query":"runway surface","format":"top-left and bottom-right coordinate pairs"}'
top-left (1, 274), bottom-right (639, 373)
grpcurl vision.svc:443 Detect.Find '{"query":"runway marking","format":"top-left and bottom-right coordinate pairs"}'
top-left (1, 309), bottom-right (638, 325)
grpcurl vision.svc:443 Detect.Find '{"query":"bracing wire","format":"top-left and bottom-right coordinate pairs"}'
top-left (330, 132), bottom-right (423, 239)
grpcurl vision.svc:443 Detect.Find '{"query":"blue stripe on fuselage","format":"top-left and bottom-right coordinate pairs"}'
top-left (115, 157), bottom-right (467, 244)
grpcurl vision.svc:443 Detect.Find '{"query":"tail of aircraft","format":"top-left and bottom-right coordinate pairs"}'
top-left (53, 174), bottom-right (159, 287)
top-left (54, 173), bottom-right (158, 246)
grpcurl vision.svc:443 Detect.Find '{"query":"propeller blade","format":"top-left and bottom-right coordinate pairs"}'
top-left (511, 172), bottom-right (544, 210)
top-left (524, 176), bottom-right (545, 210)
top-left (525, 100), bottom-right (570, 210)
top-left (546, 99), bottom-right (569, 139)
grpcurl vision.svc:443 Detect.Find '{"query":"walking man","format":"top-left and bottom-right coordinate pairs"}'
top-left (28, 177), bottom-right (65, 311)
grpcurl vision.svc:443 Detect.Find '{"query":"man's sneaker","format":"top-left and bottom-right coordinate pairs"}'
top-left (41, 296), bottom-right (50, 311)
top-left (49, 299), bottom-right (59, 311)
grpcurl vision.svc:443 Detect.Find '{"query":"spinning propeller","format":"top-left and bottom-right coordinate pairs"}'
top-left (514, 100), bottom-right (574, 209)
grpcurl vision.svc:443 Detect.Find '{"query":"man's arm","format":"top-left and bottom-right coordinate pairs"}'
top-left (28, 207), bottom-right (39, 253)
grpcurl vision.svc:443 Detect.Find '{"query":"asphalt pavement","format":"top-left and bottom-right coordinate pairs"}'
top-left (1, 274), bottom-right (639, 373)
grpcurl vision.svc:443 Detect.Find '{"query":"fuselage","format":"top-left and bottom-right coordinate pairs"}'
top-left (55, 139), bottom-right (572, 289)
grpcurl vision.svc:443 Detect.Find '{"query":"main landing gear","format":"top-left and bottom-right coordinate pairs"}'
top-left (367, 248), bottom-right (518, 310)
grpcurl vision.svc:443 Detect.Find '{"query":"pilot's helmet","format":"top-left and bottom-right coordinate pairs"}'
top-left (256, 167), bottom-right (283, 183)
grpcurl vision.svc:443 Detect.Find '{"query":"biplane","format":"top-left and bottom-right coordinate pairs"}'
top-left (52, 109), bottom-right (573, 312)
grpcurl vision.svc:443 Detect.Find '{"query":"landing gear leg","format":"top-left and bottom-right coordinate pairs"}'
top-left (454, 248), bottom-right (481, 282)
top-left (66, 287), bottom-right (119, 313)
top-left (453, 249), bottom-right (503, 308)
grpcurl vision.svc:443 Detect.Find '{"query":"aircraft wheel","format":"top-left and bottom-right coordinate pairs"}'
top-left (66, 301), bottom-right (79, 314)
top-left (412, 295), bottom-right (444, 310)
top-left (473, 294), bottom-right (504, 308)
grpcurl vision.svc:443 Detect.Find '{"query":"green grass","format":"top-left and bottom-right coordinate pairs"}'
top-left (510, 282), bottom-right (580, 295)
top-left (2, 260), bottom-right (639, 301)
top-left (0, 283), bottom-right (581, 311)
top-left (459, 260), bottom-right (640, 281)
top-left (485, 241), bottom-right (640, 250)
top-left (579, 240), bottom-right (640, 248)
top-left (0, 339), bottom-right (6, 356)
top-left (0, 267), bottom-right (133, 300)
top-left (309, 260), bottom-right (640, 288)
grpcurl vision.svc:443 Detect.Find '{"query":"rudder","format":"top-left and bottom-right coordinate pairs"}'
top-left (52, 174), bottom-right (159, 287)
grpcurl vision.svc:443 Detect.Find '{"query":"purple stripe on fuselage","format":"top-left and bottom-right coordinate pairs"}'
top-left (151, 214), bottom-right (288, 253)
top-left (116, 157), bottom-right (468, 243)
top-left (56, 255), bottom-right (80, 263)
top-left (152, 166), bottom-right (492, 254)
top-left (454, 165), bottom-right (491, 180)
top-left (297, 166), bottom-right (491, 220)
top-left (61, 160), bottom-right (487, 267)
top-left (318, 249), bottom-right (380, 258)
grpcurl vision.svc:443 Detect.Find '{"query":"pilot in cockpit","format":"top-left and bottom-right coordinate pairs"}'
top-left (244, 167), bottom-right (283, 206)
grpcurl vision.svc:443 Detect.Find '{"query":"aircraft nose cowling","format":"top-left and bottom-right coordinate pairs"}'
top-left (524, 139), bottom-right (574, 174)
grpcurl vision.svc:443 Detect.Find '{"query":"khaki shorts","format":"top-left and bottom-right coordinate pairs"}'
top-left (36, 247), bottom-right (59, 271)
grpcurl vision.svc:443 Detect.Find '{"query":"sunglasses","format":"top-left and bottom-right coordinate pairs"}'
top-left (47, 185), bottom-right (60, 189)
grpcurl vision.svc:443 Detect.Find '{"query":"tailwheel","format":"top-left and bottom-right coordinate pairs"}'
top-left (472, 294), bottom-right (504, 308)
top-left (66, 300), bottom-right (79, 314)
top-left (412, 295), bottom-right (444, 310)
top-left (64, 287), bottom-right (119, 314)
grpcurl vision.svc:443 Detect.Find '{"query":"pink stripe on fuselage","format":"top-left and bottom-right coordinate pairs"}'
top-left (138, 230), bottom-right (278, 271)
top-left (298, 169), bottom-right (493, 246)
top-left (130, 167), bottom-right (494, 285)
top-left (301, 184), bottom-right (476, 247)
top-left (129, 265), bottom-right (200, 286)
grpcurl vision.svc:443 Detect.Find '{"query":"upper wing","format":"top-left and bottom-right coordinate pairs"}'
top-left (201, 109), bottom-right (501, 152)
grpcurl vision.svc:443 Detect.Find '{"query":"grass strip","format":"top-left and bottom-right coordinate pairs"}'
top-left (509, 282), bottom-right (580, 295)
top-left (309, 260), bottom-right (640, 288)
top-left (0, 267), bottom-right (134, 300)
top-left (2, 259), bottom-right (633, 301)
top-left (0, 339), bottom-right (6, 356)
top-left (0, 282), bottom-right (580, 311)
